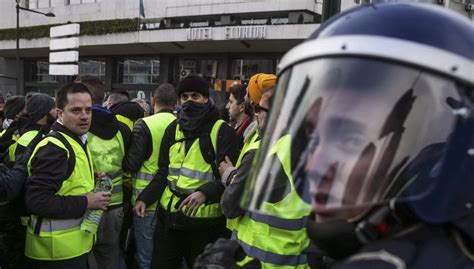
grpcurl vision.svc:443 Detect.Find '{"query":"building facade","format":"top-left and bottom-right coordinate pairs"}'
top-left (0, 0), bottom-right (471, 99)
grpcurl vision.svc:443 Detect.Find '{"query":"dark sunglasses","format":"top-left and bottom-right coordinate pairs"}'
top-left (254, 104), bottom-right (269, 113)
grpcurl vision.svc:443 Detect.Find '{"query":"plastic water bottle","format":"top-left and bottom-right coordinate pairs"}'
top-left (80, 175), bottom-right (113, 234)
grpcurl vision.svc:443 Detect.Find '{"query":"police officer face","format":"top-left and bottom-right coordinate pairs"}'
top-left (305, 89), bottom-right (391, 222)
top-left (58, 92), bottom-right (92, 135)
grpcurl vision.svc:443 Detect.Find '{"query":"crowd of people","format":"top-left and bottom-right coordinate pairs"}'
top-left (0, 2), bottom-right (473, 269)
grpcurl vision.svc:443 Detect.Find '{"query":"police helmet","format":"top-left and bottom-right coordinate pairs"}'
top-left (240, 2), bottom-right (474, 226)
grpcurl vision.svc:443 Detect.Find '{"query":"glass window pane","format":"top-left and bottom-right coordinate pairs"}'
top-left (230, 58), bottom-right (275, 81)
top-left (26, 0), bottom-right (39, 9)
top-left (116, 58), bottom-right (159, 84)
top-left (78, 60), bottom-right (106, 81)
top-left (38, 0), bottom-right (50, 8)
top-left (37, 61), bottom-right (57, 83)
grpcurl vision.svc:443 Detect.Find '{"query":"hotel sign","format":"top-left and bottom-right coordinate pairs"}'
top-left (225, 26), bottom-right (266, 40)
top-left (187, 27), bottom-right (212, 41)
top-left (186, 25), bottom-right (267, 41)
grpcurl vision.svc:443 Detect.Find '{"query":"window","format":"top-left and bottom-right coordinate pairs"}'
top-left (26, 0), bottom-right (55, 8)
top-left (79, 60), bottom-right (106, 81)
top-left (66, 0), bottom-right (100, 5)
top-left (29, 61), bottom-right (58, 83)
top-left (231, 59), bottom-right (276, 81)
top-left (25, 59), bottom-right (106, 83)
top-left (25, 0), bottom-right (38, 9)
top-left (116, 59), bottom-right (160, 84)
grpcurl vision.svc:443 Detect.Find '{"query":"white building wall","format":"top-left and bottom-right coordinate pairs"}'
top-left (0, 0), bottom-right (320, 30)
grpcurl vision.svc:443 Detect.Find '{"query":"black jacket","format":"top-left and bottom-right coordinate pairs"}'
top-left (25, 122), bottom-right (90, 219)
top-left (333, 223), bottom-right (474, 268)
top-left (110, 102), bottom-right (144, 123)
top-left (123, 109), bottom-right (174, 173)
top-left (0, 157), bottom-right (30, 202)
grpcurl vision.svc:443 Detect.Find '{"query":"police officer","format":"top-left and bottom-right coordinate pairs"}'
top-left (134, 74), bottom-right (239, 268)
top-left (25, 83), bottom-right (111, 269)
top-left (196, 2), bottom-right (474, 268)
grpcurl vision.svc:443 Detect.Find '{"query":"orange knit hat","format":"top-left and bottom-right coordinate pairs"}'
top-left (247, 73), bottom-right (277, 104)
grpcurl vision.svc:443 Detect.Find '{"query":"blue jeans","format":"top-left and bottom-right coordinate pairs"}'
top-left (133, 213), bottom-right (156, 269)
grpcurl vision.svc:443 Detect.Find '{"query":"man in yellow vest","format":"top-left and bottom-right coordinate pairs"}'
top-left (0, 93), bottom-right (56, 269)
top-left (0, 96), bottom-right (26, 162)
top-left (24, 83), bottom-right (111, 268)
top-left (123, 83), bottom-right (177, 269)
top-left (107, 91), bottom-right (145, 131)
top-left (219, 73), bottom-right (274, 224)
top-left (196, 87), bottom-right (312, 269)
top-left (8, 93), bottom-right (56, 161)
top-left (75, 75), bottom-right (132, 269)
top-left (134, 74), bottom-right (239, 268)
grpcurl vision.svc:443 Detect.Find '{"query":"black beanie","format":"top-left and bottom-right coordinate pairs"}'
top-left (26, 93), bottom-right (55, 122)
top-left (177, 74), bottom-right (209, 97)
top-left (4, 95), bottom-right (26, 120)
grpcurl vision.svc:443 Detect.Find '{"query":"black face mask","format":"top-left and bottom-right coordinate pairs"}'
top-left (178, 100), bottom-right (212, 132)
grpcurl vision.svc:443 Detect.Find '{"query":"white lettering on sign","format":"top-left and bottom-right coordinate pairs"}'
top-left (186, 27), bottom-right (213, 41)
top-left (225, 26), bottom-right (266, 40)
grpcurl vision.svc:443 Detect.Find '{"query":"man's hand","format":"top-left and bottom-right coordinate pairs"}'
top-left (178, 191), bottom-right (206, 216)
top-left (219, 156), bottom-right (234, 176)
top-left (86, 191), bottom-right (111, 210)
top-left (133, 201), bottom-right (147, 218)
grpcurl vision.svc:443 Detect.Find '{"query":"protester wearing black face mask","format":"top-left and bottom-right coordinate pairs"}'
top-left (134, 74), bottom-right (239, 268)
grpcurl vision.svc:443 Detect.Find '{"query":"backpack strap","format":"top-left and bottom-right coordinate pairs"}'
top-left (33, 131), bottom-right (76, 235)
top-left (46, 131), bottom-right (76, 180)
top-left (199, 123), bottom-right (220, 182)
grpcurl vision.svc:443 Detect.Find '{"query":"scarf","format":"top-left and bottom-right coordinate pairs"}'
top-left (177, 99), bottom-right (216, 133)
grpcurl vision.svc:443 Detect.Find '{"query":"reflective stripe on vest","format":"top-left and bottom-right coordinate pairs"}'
top-left (232, 230), bottom-right (308, 267)
top-left (160, 120), bottom-right (224, 218)
top-left (25, 131), bottom-right (95, 261)
top-left (88, 130), bottom-right (125, 206)
top-left (168, 167), bottom-right (214, 182)
top-left (168, 180), bottom-right (194, 195)
top-left (132, 113), bottom-right (176, 210)
top-left (28, 217), bottom-right (82, 233)
top-left (135, 172), bottom-right (154, 181)
top-left (234, 134), bottom-right (311, 269)
top-left (245, 211), bottom-right (308, 231)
